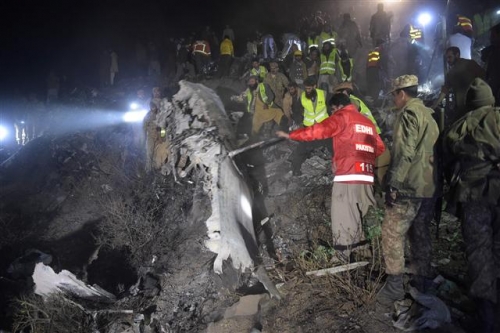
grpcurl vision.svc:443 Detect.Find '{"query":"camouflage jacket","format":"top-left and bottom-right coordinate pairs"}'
top-left (445, 106), bottom-right (500, 204)
top-left (386, 98), bottom-right (439, 198)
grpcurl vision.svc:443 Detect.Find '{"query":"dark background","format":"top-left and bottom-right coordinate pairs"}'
top-left (0, 0), bottom-right (497, 97)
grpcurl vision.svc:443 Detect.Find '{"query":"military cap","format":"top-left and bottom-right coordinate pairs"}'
top-left (333, 82), bottom-right (353, 94)
top-left (389, 75), bottom-right (418, 93)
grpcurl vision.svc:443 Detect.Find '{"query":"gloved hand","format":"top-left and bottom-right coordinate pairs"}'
top-left (385, 187), bottom-right (398, 207)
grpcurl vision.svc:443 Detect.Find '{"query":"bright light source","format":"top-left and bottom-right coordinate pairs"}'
top-left (123, 110), bottom-right (148, 123)
top-left (496, 9), bottom-right (500, 15)
top-left (130, 103), bottom-right (139, 110)
top-left (0, 125), bottom-right (8, 141)
top-left (417, 12), bottom-right (432, 26)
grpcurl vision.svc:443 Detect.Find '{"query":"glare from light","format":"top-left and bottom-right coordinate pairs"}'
top-left (130, 103), bottom-right (139, 110)
top-left (418, 12), bottom-right (432, 26)
top-left (123, 110), bottom-right (148, 123)
top-left (496, 9), bottom-right (500, 15)
top-left (240, 195), bottom-right (252, 219)
top-left (0, 125), bottom-right (8, 141)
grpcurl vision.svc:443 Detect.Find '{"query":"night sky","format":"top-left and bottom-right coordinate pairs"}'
top-left (1, 0), bottom-right (496, 97)
top-left (0, 0), bottom-right (303, 95)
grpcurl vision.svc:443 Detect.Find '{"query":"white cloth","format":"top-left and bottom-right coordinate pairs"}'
top-left (447, 33), bottom-right (472, 60)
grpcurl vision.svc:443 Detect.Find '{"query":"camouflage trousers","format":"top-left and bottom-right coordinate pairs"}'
top-left (461, 203), bottom-right (500, 303)
top-left (382, 198), bottom-right (435, 276)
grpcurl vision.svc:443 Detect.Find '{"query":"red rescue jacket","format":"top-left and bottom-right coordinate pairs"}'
top-left (290, 104), bottom-right (385, 184)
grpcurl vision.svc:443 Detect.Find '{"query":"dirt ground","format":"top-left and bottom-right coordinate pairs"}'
top-left (0, 79), bottom-right (480, 333)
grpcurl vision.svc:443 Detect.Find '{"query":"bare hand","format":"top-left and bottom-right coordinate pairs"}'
top-left (275, 131), bottom-right (290, 139)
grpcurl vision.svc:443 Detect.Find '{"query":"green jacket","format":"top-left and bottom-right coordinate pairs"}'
top-left (386, 98), bottom-right (439, 198)
top-left (445, 106), bottom-right (500, 205)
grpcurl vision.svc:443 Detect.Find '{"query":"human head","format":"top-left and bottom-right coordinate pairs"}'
top-left (293, 50), bottom-right (303, 61)
top-left (333, 82), bottom-right (353, 96)
top-left (288, 81), bottom-right (299, 95)
top-left (304, 77), bottom-right (317, 98)
top-left (224, 35), bottom-right (230, 40)
top-left (269, 61), bottom-right (279, 74)
top-left (491, 23), bottom-right (500, 46)
top-left (251, 58), bottom-right (260, 69)
top-left (445, 47), bottom-right (460, 66)
top-left (310, 48), bottom-right (319, 60)
top-left (343, 13), bottom-right (351, 21)
top-left (152, 87), bottom-right (161, 99)
top-left (466, 78), bottom-right (495, 109)
top-left (291, 44), bottom-right (299, 52)
top-left (248, 76), bottom-right (259, 90)
top-left (322, 42), bottom-right (332, 53)
top-left (329, 93), bottom-right (351, 113)
top-left (390, 75), bottom-right (419, 109)
top-left (377, 3), bottom-right (384, 12)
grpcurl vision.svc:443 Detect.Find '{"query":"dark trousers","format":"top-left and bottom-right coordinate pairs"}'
top-left (366, 67), bottom-right (381, 100)
top-left (291, 139), bottom-right (333, 173)
top-left (461, 203), bottom-right (500, 303)
top-left (218, 55), bottom-right (232, 77)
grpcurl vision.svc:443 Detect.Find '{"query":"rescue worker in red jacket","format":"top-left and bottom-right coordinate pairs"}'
top-left (276, 93), bottom-right (385, 258)
top-left (192, 40), bottom-right (211, 74)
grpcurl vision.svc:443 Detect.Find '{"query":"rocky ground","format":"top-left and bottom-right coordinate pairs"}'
top-left (0, 78), bottom-right (477, 333)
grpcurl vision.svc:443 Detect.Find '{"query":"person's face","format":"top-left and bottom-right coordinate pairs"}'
top-left (294, 56), bottom-right (302, 62)
top-left (248, 78), bottom-right (258, 90)
top-left (310, 51), bottom-right (318, 60)
top-left (392, 89), bottom-right (406, 109)
top-left (323, 44), bottom-right (331, 53)
top-left (252, 61), bottom-right (259, 69)
top-left (445, 51), bottom-right (458, 66)
top-left (270, 63), bottom-right (279, 74)
top-left (289, 86), bottom-right (297, 95)
top-left (304, 86), bottom-right (317, 99)
top-left (331, 104), bottom-right (343, 113)
top-left (153, 88), bottom-right (161, 98)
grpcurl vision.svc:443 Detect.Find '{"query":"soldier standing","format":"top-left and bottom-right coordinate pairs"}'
top-left (376, 75), bottom-right (440, 308)
top-left (444, 78), bottom-right (499, 332)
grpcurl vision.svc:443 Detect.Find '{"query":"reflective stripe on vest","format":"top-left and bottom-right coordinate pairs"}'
top-left (457, 16), bottom-right (473, 32)
top-left (334, 174), bottom-right (374, 182)
top-left (320, 52), bottom-right (336, 74)
top-left (308, 37), bottom-right (318, 49)
top-left (194, 42), bottom-right (210, 55)
top-left (301, 89), bottom-right (328, 126)
top-left (409, 25), bottom-right (423, 41)
top-left (339, 57), bottom-right (354, 82)
top-left (246, 83), bottom-right (271, 112)
top-left (367, 49), bottom-right (380, 68)
top-left (350, 95), bottom-right (381, 134)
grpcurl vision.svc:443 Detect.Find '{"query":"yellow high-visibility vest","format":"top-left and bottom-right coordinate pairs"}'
top-left (320, 52), bottom-right (337, 75)
top-left (301, 89), bottom-right (328, 126)
top-left (246, 83), bottom-right (272, 112)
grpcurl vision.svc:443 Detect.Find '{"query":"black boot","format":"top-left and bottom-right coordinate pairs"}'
top-left (377, 274), bottom-right (405, 308)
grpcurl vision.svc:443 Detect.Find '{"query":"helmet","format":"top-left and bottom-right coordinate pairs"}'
top-left (293, 50), bottom-right (303, 57)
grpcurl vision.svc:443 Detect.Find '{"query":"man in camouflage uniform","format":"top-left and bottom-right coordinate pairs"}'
top-left (377, 75), bottom-right (440, 307)
top-left (444, 78), bottom-right (500, 332)
top-left (264, 61), bottom-right (289, 109)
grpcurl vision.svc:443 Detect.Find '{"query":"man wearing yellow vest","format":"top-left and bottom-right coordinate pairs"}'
top-left (218, 35), bottom-right (234, 78)
top-left (318, 42), bottom-right (339, 94)
top-left (249, 58), bottom-right (268, 82)
top-left (232, 76), bottom-right (286, 137)
top-left (290, 77), bottom-right (332, 175)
